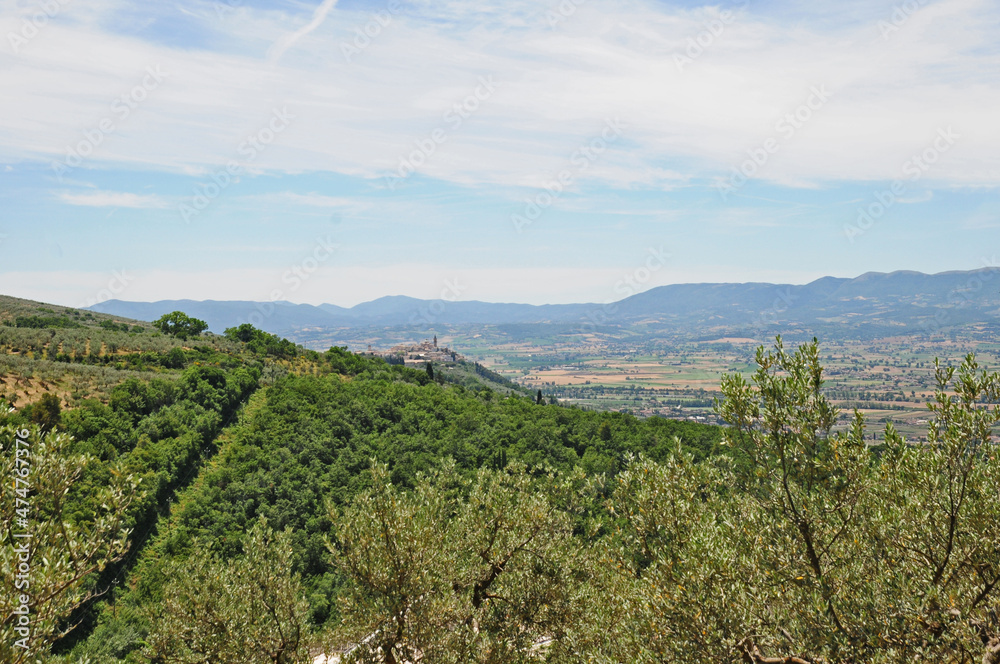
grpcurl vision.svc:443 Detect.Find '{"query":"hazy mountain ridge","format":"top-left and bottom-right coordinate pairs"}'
top-left (86, 268), bottom-right (1000, 340)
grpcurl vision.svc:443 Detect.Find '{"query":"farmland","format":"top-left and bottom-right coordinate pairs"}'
top-left (433, 326), bottom-right (1000, 441)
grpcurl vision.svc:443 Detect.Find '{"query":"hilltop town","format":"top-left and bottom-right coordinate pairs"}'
top-left (373, 335), bottom-right (464, 367)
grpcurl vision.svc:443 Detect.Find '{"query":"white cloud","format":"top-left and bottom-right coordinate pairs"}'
top-left (57, 191), bottom-right (168, 208)
top-left (1, 0), bottom-right (999, 190)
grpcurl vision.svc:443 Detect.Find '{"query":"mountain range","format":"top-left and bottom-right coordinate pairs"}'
top-left (87, 268), bottom-right (1000, 342)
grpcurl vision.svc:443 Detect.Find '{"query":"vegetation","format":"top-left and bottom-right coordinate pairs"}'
top-left (2, 294), bottom-right (998, 663)
top-left (143, 518), bottom-right (313, 664)
top-left (224, 323), bottom-right (298, 359)
top-left (0, 420), bottom-right (138, 664)
top-left (327, 460), bottom-right (592, 663)
top-left (152, 311), bottom-right (209, 341)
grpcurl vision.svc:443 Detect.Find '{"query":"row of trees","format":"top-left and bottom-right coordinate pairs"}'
top-left (1, 321), bottom-right (311, 663)
top-left (134, 337), bottom-right (1000, 663)
top-left (57, 342), bottom-right (719, 660)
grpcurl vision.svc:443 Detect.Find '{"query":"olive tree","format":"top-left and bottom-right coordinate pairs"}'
top-left (592, 450), bottom-right (749, 664)
top-left (715, 337), bottom-right (877, 661)
top-left (143, 518), bottom-right (314, 664)
top-left (869, 355), bottom-right (1000, 661)
top-left (596, 340), bottom-right (1000, 663)
top-left (326, 460), bottom-right (593, 664)
top-left (711, 338), bottom-right (1000, 663)
top-left (1, 420), bottom-right (138, 664)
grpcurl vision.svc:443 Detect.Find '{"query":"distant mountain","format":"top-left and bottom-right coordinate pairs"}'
top-left (87, 297), bottom-right (597, 332)
top-left (85, 299), bottom-right (344, 334)
top-left (87, 268), bottom-right (1000, 340)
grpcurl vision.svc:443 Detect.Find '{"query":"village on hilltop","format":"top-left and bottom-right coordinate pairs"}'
top-left (369, 335), bottom-right (464, 367)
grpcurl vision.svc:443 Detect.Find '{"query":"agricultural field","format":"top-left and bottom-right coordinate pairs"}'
top-left (233, 311), bottom-right (1000, 441)
top-left (436, 327), bottom-right (1000, 442)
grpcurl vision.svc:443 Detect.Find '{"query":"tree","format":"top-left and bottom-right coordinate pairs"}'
top-left (143, 518), bottom-right (314, 664)
top-left (27, 393), bottom-right (61, 432)
top-left (224, 323), bottom-right (259, 343)
top-left (868, 354), bottom-right (1000, 661)
top-left (153, 311), bottom-right (208, 341)
top-left (597, 421), bottom-right (612, 443)
top-left (327, 460), bottom-right (593, 663)
top-left (595, 450), bottom-right (745, 663)
top-left (224, 323), bottom-right (298, 359)
top-left (1, 421), bottom-right (139, 664)
top-left (595, 339), bottom-right (1000, 663)
top-left (426, 362), bottom-right (434, 380)
top-left (716, 337), bottom-right (875, 661)
top-left (711, 338), bottom-right (1000, 663)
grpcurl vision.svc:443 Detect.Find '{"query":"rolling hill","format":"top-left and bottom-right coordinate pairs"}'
top-left (86, 268), bottom-right (1000, 344)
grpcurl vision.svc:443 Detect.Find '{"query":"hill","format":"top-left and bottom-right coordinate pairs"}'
top-left (0, 292), bottom-right (721, 663)
top-left (3, 293), bottom-right (1000, 663)
top-left (85, 268), bottom-right (1000, 346)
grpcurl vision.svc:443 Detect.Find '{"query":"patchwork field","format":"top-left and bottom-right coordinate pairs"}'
top-left (435, 328), bottom-right (1000, 442)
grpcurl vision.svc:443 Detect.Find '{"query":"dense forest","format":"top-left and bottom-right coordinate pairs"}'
top-left (1, 300), bottom-right (999, 663)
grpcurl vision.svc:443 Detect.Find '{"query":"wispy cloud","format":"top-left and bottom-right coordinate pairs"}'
top-left (898, 190), bottom-right (934, 204)
top-left (266, 0), bottom-right (339, 64)
top-left (57, 191), bottom-right (168, 208)
top-left (242, 192), bottom-right (362, 208)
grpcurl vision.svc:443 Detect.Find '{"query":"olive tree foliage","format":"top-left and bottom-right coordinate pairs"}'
top-left (593, 339), bottom-right (1000, 664)
top-left (326, 460), bottom-right (594, 664)
top-left (143, 518), bottom-right (314, 664)
top-left (870, 355), bottom-right (1000, 662)
top-left (715, 338), bottom-right (879, 662)
top-left (590, 450), bottom-right (751, 664)
top-left (1, 419), bottom-right (138, 664)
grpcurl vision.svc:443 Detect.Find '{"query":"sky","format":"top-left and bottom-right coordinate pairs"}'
top-left (0, 0), bottom-right (998, 308)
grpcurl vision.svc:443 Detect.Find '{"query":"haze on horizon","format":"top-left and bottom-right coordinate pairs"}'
top-left (1, 0), bottom-right (998, 309)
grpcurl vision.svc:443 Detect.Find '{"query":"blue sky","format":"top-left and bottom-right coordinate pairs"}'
top-left (1, 0), bottom-right (998, 307)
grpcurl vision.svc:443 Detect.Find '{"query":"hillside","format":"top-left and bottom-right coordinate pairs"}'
top-left (0, 294), bottom-right (722, 663)
top-left (3, 303), bottom-right (997, 662)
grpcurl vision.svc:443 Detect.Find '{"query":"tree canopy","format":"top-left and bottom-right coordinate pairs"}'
top-left (152, 311), bottom-right (208, 340)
